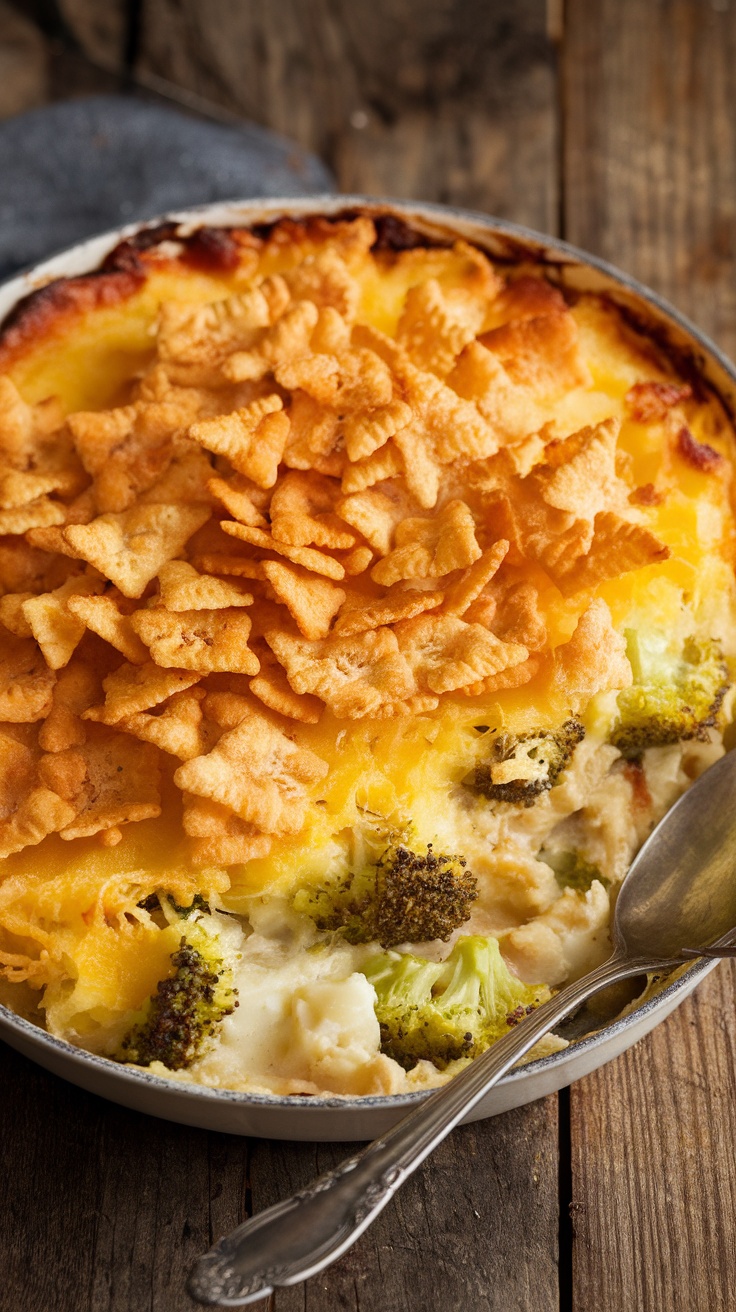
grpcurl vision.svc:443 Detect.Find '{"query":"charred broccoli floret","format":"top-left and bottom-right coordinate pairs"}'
top-left (363, 935), bottom-right (550, 1071)
top-left (538, 848), bottom-right (608, 893)
top-left (611, 631), bottom-right (729, 759)
top-left (293, 840), bottom-right (478, 947)
top-left (466, 719), bottom-right (585, 807)
top-left (167, 892), bottom-right (211, 919)
top-left (119, 922), bottom-right (237, 1070)
top-left (135, 892), bottom-right (210, 919)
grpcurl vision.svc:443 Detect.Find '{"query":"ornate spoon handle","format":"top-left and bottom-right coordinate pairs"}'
top-left (188, 952), bottom-right (659, 1307)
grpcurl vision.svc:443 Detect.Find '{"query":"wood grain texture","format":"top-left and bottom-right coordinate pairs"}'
top-left (0, 1), bottom-right (48, 120)
top-left (0, 1041), bottom-right (248, 1312)
top-left (137, 0), bottom-right (558, 226)
top-left (569, 965), bottom-right (736, 1312)
top-left (57, 0), bottom-right (129, 67)
top-left (0, 0), bottom-right (124, 117)
top-left (564, 4), bottom-right (736, 1308)
top-left (563, 0), bottom-right (736, 349)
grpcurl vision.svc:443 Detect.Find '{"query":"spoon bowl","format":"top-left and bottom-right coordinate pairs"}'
top-left (614, 748), bottom-right (736, 961)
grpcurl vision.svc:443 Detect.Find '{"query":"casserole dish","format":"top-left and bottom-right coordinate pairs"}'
top-left (0, 196), bottom-right (731, 1140)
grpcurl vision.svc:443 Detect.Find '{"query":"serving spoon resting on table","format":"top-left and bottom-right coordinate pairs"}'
top-left (188, 748), bottom-right (736, 1307)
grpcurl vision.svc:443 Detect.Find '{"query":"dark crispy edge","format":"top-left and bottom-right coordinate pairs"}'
top-left (0, 267), bottom-right (145, 370)
top-left (0, 213), bottom-right (445, 373)
top-left (0, 222), bottom-right (249, 371)
top-left (0, 208), bottom-right (724, 418)
top-left (601, 295), bottom-right (713, 404)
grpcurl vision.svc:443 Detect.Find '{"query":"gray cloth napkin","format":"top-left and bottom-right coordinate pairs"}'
top-left (0, 94), bottom-right (335, 279)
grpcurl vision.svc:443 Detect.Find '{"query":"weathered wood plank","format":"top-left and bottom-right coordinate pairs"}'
top-left (0, 1), bottom-right (125, 118)
top-left (563, 0), bottom-right (736, 343)
top-left (569, 965), bottom-right (736, 1312)
top-left (251, 1099), bottom-right (559, 1312)
top-left (137, 0), bottom-right (558, 227)
top-left (57, 0), bottom-right (129, 68)
top-left (0, 1040), bottom-right (248, 1312)
top-left (0, 1), bottom-right (48, 120)
top-left (564, 4), bottom-right (736, 1308)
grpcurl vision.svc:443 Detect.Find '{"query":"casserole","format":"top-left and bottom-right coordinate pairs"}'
top-left (0, 196), bottom-right (732, 1139)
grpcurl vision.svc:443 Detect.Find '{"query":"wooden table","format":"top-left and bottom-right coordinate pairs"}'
top-left (2, 2), bottom-right (736, 1308)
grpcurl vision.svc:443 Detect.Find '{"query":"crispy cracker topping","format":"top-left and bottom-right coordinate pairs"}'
top-left (0, 214), bottom-right (699, 870)
top-left (174, 703), bottom-right (328, 834)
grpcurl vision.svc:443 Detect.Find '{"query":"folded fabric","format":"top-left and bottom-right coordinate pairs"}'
top-left (0, 94), bottom-right (335, 278)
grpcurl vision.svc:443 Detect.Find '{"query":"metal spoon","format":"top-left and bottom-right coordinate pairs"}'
top-left (188, 748), bottom-right (736, 1307)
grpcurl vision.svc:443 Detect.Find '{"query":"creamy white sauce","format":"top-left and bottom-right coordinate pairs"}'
top-left (147, 735), bottom-right (724, 1096)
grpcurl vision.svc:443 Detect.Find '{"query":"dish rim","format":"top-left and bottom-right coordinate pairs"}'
top-left (0, 193), bottom-right (728, 1116)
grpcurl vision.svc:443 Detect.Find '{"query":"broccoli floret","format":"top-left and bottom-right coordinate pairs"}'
top-left (135, 892), bottom-right (210, 919)
top-left (167, 892), bottom-right (211, 919)
top-left (293, 840), bottom-right (478, 947)
top-left (465, 719), bottom-right (585, 807)
top-left (538, 848), bottom-right (608, 892)
top-left (119, 922), bottom-right (237, 1070)
top-left (363, 936), bottom-right (550, 1071)
top-left (611, 631), bottom-right (729, 759)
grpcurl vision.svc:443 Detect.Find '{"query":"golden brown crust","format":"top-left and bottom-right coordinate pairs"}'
top-left (0, 269), bottom-right (145, 372)
top-left (0, 210), bottom-right (724, 432)
top-left (676, 424), bottom-right (725, 473)
top-left (0, 215), bottom-right (446, 375)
